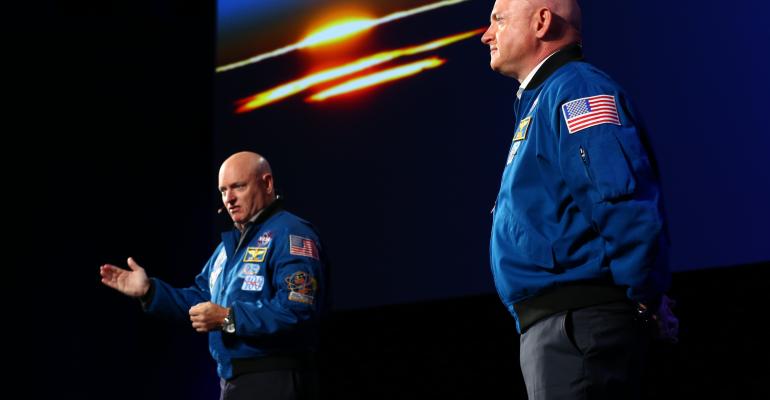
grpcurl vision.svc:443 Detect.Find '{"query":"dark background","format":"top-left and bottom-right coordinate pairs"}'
top-left (213, 0), bottom-right (770, 309)
top-left (25, 0), bottom-right (770, 398)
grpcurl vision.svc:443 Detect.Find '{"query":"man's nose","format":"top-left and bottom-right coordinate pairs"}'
top-left (481, 26), bottom-right (494, 44)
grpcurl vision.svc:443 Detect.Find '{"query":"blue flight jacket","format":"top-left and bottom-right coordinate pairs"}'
top-left (145, 202), bottom-right (327, 379)
top-left (490, 45), bottom-right (670, 332)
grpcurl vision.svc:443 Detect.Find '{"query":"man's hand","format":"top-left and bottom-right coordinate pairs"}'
top-left (100, 257), bottom-right (151, 298)
top-left (653, 294), bottom-right (679, 344)
top-left (189, 302), bottom-right (229, 333)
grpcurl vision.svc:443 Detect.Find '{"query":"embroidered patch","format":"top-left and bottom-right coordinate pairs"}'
top-left (238, 264), bottom-right (260, 277)
top-left (289, 235), bottom-right (319, 259)
top-left (243, 247), bottom-right (268, 263)
top-left (241, 275), bottom-right (264, 291)
top-left (257, 231), bottom-right (273, 247)
top-left (285, 271), bottom-right (317, 304)
top-left (289, 292), bottom-right (314, 304)
top-left (561, 94), bottom-right (620, 134)
top-left (513, 116), bottom-right (531, 142)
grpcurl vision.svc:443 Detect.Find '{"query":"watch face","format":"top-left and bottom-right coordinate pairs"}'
top-left (223, 309), bottom-right (235, 333)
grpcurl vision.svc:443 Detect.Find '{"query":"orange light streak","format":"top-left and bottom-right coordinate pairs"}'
top-left (298, 17), bottom-right (375, 47)
top-left (307, 57), bottom-right (445, 101)
top-left (216, 0), bottom-right (470, 73)
top-left (235, 28), bottom-right (484, 113)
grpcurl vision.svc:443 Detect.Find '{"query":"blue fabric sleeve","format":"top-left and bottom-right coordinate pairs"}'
top-left (145, 256), bottom-right (213, 323)
top-left (557, 87), bottom-right (670, 304)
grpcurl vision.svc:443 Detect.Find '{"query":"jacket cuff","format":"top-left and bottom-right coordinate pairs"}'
top-left (138, 279), bottom-right (156, 310)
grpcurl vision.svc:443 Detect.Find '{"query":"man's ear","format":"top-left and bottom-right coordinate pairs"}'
top-left (533, 7), bottom-right (553, 39)
top-left (263, 173), bottom-right (274, 194)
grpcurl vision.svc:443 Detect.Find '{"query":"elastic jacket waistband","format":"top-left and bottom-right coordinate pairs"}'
top-left (514, 283), bottom-right (628, 332)
top-left (231, 353), bottom-right (316, 378)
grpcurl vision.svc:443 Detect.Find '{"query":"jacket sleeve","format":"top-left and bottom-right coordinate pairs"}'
top-left (556, 86), bottom-right (670, 305)
top-left (144, 250), bottom-right (216, 322)
top-left (230, 227), bottom-right (326, 336)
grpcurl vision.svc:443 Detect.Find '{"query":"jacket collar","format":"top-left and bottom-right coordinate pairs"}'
top-left (222, 197), bottom-right (284, 257)
top-left (524, 43), bottom-right (584, 92)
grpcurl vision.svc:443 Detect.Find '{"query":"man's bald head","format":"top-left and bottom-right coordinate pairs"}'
top-left (482, 0), bottom-right (582, 80)
top-left (220, 151), bottom-right (272, 180)
top-left (529, 0), bottom-right (582, 32)
top-left (218, 151), bottom-right (276, 229)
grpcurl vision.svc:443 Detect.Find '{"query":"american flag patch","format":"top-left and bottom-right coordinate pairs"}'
top-left (561, 94), bottom-right (620, 134)
top-left (289, 235), bottom-right (319, 259)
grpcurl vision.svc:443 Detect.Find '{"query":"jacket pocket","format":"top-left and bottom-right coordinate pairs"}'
top-left (506, 217), bottom-right (555, 269)
top-left (580, 132), bottom-right (637, 203)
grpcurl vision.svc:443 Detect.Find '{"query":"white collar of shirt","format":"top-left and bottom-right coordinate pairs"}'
top-left (516, 51), bottom-right (559, 99)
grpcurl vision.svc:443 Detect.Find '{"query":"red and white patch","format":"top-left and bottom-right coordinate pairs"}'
top-left (561, 94), bottom-right (620, 134)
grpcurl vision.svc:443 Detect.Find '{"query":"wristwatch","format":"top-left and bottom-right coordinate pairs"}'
top-left (222, 308), bottom-right (236, 334)
top-left (635, 302), bottom-right (654, 328)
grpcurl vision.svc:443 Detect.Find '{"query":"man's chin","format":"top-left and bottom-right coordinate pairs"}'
top-left (491, 64), bottom-right (516, 79)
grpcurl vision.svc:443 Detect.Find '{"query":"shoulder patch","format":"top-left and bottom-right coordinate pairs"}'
top-left (561, 94), bottom-right (620, 134)
top-left (285, 271), bottom-right (317, 305)
top-left (289, 235), bottom-right (319, 259)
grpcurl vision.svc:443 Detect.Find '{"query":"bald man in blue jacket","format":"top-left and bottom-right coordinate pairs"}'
top-left (101, 151), bottom-right (327, 400)
top-left (482, 0), bottom-right (678, 398)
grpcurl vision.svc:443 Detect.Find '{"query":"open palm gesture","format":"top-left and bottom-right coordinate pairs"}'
top-left (100, 257), bottom-right (150, 298)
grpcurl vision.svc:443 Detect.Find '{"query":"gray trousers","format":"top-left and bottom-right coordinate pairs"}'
top-left (219, 368), bottom-right (319, 400)
top-left (519, 301), bottom-right (650, 400)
